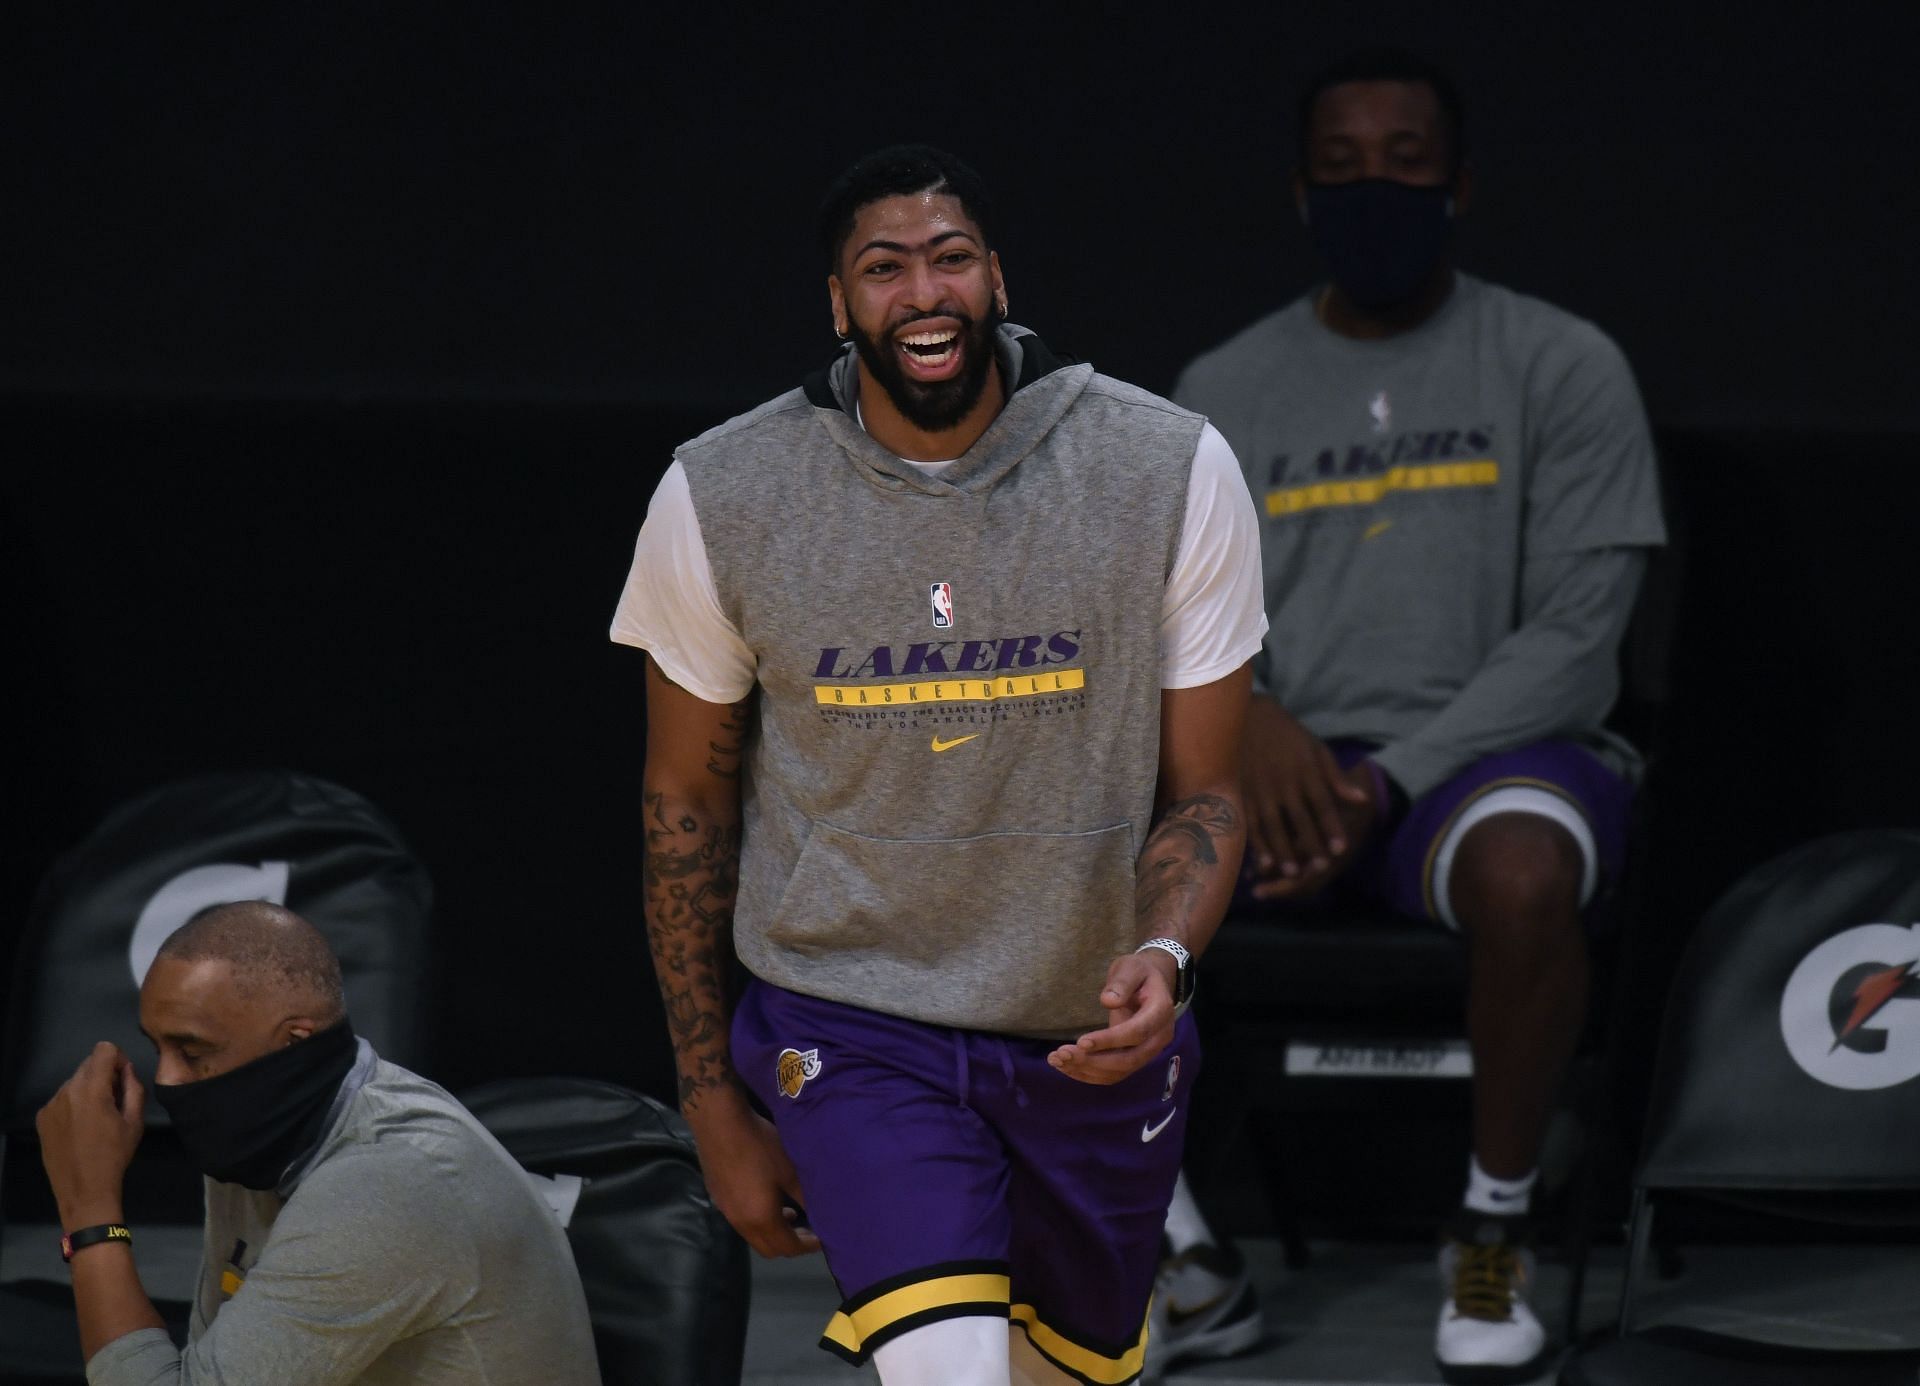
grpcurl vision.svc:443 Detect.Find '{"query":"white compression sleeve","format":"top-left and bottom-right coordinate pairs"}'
top-left (1430, 786), bottom-right (1598, 931)
top-left (872, 1315), bottom-right (1012, 1386)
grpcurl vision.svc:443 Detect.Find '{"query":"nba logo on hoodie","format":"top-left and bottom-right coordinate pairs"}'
top-left (930, 582), bottom-right (954, 629)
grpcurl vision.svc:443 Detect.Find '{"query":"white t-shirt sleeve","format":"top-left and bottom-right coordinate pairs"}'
top-left (1160, 423), bottom-right (1268, 689)
top-left (608, 460), bottom-right (757, 704)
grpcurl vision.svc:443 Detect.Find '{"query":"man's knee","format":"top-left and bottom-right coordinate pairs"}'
top-left (1448, 812), bottom-right (1584, 948)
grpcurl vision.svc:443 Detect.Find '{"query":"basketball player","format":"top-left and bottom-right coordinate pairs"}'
top-left (1161, 48), bottom-right (1665, 1385)
top-left (612, 145), bottom-right (1266, 1385)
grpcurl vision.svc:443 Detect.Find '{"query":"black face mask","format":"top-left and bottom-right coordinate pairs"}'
top-left (152, 1018), bottom-right (357, 1189)
top-left (1303, 178), bottom-right (1455, 311)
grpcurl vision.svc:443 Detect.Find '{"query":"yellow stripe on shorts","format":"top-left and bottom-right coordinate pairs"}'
top-left (822, 1271), bottom-right (1011, 1354)
top-left (1011, 1301), bottom-right (1150, 1385)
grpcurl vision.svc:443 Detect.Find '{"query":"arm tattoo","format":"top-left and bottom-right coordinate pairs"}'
top-left (644, 700), bottom-right (751, 1113)
top-left (705, 700), bottom-right (750, 779)
top-left (1135, 792), bottom-right (1240, 941)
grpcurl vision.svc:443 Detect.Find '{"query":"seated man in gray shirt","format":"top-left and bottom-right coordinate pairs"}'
top-left (35, 900), bottom-right (602, 1386)
top-left (1155, 47), bottom-right (1665, 1386)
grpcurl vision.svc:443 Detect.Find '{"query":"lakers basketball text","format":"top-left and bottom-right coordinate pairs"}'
top-left (811, 629), bottom-right (1090, 740)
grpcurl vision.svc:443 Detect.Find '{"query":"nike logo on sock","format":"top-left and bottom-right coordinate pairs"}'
top-left (1141, 1110), bottom-right (1177, 1142)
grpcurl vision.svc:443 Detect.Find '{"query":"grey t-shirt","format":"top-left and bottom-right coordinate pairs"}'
top-left (87, 1045), bottom-right (601, 1386)
top-left (1174, 273), bottom-right (1665, 796)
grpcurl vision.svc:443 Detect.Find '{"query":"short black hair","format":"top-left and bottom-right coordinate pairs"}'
top-left (1297, 47), bottom-right (1467, 176)
top-left (817, 144), bottom-right (997, 275)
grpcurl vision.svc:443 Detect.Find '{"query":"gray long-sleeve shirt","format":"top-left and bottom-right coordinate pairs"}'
top-left (87, 1044), bottom-right (601, 1386)
top-left (1174, 273), bottom-right (1665, 796)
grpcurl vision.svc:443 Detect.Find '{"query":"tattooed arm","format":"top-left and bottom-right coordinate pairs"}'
top-left (1051, 663), bottom-right (1251, 1085)
top-left (643, 657), bottom-right (817, 1257)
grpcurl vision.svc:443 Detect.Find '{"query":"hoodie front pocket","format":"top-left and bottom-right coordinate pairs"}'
top-left (761, 818), bottom-right (1138, 1030)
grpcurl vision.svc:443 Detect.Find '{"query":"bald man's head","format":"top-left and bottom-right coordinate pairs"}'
top-left (156, 901), bottom-right (346, 1023)
top-left (139, 902), bottom-right (349, 1084)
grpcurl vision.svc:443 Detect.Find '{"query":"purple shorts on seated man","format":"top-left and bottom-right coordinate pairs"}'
top-left (1239, 737), bottom-right (1634, 929)
top-left (734, 978), bottom-right (1199, 1385)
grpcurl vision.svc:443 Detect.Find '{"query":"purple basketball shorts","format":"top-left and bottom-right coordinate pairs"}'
top-left (733, 979), bottom-right (1199, 1384)
top-left (1239, 736), bottom-right (1634, 930)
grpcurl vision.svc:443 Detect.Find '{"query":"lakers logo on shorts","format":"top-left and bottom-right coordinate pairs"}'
top-left (777, 1047), bottom-right (822, 1099)
top-left (1162, 1055), bottom-right (1181, 1102)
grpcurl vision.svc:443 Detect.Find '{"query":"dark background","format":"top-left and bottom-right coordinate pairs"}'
top-left (6, 6), bottom-right (1918, 1154)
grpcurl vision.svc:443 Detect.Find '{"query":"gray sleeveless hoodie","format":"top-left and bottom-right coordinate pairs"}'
top-left (681, 325), bottom-right (1202, 1039)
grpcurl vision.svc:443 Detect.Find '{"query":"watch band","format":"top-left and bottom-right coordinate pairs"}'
top-left (1135, 937), bottom-right (1194, 1005)
top-left (61, 1223), bottom-right (132, 1263)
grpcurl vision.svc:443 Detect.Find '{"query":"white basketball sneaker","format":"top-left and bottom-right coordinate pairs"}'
top-left (1140, 1242), bottom-right (1264, 1381)
top-left (1434, 1211), bottom-right (1547, 1384)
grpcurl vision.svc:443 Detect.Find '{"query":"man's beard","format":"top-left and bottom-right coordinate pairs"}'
top-left (847, 303), bottom-right (1003, 435)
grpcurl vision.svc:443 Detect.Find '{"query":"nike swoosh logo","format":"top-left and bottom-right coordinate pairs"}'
top-left (930, 734), bottom-right (980, 753)
top-left (1363, 519), bottom-right (1395, 541)
top-left (1140, 1110), bottom-right (1177, 1143)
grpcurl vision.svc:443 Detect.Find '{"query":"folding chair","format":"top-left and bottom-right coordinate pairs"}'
top-left (1561, 829), bottom-right (1920, 1385)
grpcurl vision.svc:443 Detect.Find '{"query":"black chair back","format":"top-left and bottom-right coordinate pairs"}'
top-left (1636, 829), bottom-right (1920, 1196)
top-left (1562, 830), bottom-right (1920, 1384)
top-left (3, 769), bottom-right (434, 1129)
top-left (462, 1077), bottom-right (751, 1386)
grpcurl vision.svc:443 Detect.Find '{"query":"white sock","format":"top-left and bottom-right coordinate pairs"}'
top-left (873, 1315), bottom-right (1010, 1386)
top-left (1163, 1169), bottom-right (1214, 1254)
top-left (1463, 1156), bottom-right (1537, 1216)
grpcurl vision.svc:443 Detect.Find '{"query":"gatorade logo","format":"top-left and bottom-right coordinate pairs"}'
top-left (1778, 922), bottom-right (1920, 1091)
top-left (128, 862), bottom-right (291, 985)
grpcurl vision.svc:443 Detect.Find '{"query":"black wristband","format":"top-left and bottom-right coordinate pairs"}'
top-left (61, 1223), bottom-right (132, 1262)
